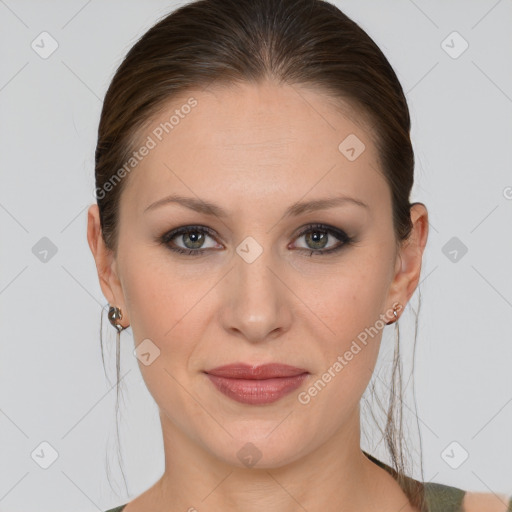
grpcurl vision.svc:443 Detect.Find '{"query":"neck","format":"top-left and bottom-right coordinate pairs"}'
top-left (150, 406), bottom-right (402, 512)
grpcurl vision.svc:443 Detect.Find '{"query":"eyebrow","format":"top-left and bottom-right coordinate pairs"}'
top-left (143, 193), bottom-right (368, 218)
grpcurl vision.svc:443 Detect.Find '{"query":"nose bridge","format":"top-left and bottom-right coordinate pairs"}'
top-left (222, 237), bottom-right (290, 341)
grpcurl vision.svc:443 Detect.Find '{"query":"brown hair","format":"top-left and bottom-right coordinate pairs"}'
top-left (95, 0), bottom-right (425, 508)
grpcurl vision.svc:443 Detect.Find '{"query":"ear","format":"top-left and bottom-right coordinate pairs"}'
top-left (386, 202), bottom-right (429, 315)
top-left (86, 204), bottom-right (130, 328)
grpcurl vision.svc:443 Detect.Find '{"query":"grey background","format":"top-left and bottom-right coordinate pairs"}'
top-left (1, 0), bottom-right (511, 510)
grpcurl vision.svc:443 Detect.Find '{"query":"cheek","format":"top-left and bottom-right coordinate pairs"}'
top-left (121, 267), bottom-right (171, 340)
top-left (120, 250), bottom-right (206, 361)
top-left (120, 261), bottom-right (198, 411)
top-left (118, 242), bottom-right (184, 325)
top-left (302, 253), bottom-right (392, 393)
top-left (312, 256), bottom-right (391, 337)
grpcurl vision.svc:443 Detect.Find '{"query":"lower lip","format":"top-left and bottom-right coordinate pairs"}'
top-left (205, 373), bottom-right (309, 405)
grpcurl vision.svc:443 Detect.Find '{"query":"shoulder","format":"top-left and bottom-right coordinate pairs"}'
top-left (100, 489), bottom-right (512, 512)
top-left (423, 481), bottom-right (466, 510)
top-left (424, 482), bottom-right (512, 512)
top-left (462, 491), bottom-right (512, 512)
top-left (362, 451), bottom-right (511, 512)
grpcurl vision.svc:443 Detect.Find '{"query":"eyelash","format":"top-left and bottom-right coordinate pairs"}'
top-left (159, 223), bottom-right (354, 257)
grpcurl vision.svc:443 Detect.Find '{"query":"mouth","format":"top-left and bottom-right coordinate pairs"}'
top-left (203, 363), bottom-right (310, 405)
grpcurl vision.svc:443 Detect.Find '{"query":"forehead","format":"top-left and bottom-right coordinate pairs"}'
top-left (122, 80), bottom-right (388, 217)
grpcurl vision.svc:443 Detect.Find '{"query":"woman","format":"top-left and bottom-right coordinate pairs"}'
top-left (87, 0), bottom-right (511, 511)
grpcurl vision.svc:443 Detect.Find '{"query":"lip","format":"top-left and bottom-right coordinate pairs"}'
top-left (204, 363), bottom-right (308, 379)
top-left (204, 363), bottom-right (309, 405)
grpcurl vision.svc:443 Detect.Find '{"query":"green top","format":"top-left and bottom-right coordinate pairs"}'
top-left (104, 451), bottom-right (512, 512)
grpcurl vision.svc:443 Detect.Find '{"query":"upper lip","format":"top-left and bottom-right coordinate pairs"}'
top-left (204, 363), bottom-right (309, 379)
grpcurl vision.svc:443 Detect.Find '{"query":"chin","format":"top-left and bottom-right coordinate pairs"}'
top-left (207, 428), bottom-right (309, 470)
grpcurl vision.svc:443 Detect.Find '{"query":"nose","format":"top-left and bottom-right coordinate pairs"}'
top-left (219, 246), bottom-right (293, 344)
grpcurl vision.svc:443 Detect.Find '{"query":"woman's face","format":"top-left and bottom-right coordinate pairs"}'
top-left (90, 80), bottom-right (426, 468)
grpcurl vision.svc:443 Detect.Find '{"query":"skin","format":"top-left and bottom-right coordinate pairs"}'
top-left (463, 492), bottom-right (511, 512)
top-left (88, 80), bottom-right (430, 512)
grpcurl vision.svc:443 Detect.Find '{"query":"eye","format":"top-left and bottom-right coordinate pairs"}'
top-left (159, 223), bottom-right (354, 257)
top-left (291, 223), bottom-right (353, 256)
top-left (160, 225), bottom-right (221, 255)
